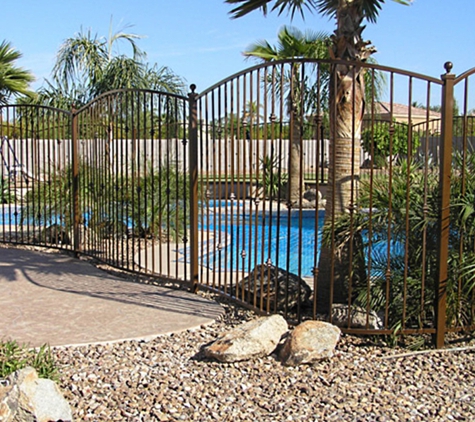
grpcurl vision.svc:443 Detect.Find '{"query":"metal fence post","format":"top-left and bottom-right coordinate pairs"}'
top-left (435, 62), bottom-right (455, 348)
top-left (71, 107), bottom-right (80, 255)
top-left (188, 85), bottom-right (199, 292)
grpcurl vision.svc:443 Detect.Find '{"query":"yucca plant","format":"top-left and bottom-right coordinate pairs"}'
top-left (22, 165), bottom-right (75, 240)
top-left (22, 160), bottom-right (116, 243)
top-left (325, 159), bottom-right (439, 330)
top-left (88, 157), bottom-right (189, 242)
top-left (128, 160), bottom-right (188, 242)
top-left (446, 151), bottom-right (475, 326)
top-left (259, 154), bottom-right (287, 199)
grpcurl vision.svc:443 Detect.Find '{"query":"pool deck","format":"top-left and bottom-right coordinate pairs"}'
top-left (0, 245), bottom-right (224, 348)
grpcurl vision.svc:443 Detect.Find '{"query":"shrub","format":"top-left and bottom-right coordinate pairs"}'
top-left (362, 120), bottom-right (421, 167)
top-left (0, 177), bottom-right (16, 204)
top-left (328, 155), bottom-right (475, 331)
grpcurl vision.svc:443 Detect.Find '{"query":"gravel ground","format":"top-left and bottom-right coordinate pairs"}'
top-left (52, 297), bottom-right (475, 422)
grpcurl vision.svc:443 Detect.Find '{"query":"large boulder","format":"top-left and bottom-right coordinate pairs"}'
top-left (0, 367), bottom-right (73, 422)
top-left (330, 304), bottom-right (383, 330)
top-left (204, 315), bottom-right (288, 363)
top-left (237, 264), bottom-right (312, 312)
top-left (280, 320), bottom-right (341, 366)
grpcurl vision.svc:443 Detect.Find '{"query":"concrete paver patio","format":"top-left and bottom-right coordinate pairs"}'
top-left (0, 245), bottom-right (223, 347)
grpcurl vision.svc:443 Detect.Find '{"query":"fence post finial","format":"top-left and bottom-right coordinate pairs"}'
top-left (444, 61), bottom-right (453, 74)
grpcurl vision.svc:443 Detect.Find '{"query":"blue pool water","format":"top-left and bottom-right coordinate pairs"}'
top-left (0, 206), bottom-right (61, 226)
top-left (199, 201), bottom-right (404, 278)
top-left (199, 204), bottom-right (324, 277)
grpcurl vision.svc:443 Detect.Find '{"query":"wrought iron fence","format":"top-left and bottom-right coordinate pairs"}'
top-left (1, 59), bottom-right (475, 347)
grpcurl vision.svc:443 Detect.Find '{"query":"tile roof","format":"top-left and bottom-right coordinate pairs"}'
top-left (370, 102), bottom-right (441, 118)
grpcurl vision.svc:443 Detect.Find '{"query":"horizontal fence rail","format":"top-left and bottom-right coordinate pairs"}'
top-left (1, 60), bottom-right (475, 347)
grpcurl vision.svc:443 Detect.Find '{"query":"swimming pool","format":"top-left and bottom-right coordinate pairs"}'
top-left (2, 202), bottom-right (403, 279)
top-left (199, 201), bottom-right (404, 278)
top-left (199, 203), bottom-right (324, 277)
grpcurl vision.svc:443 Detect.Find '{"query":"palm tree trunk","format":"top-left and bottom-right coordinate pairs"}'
top-left (287, 64), bottom-right (304, 204)
top-left (317, 64), bottom-right (365, 312)
top-left (327, 66), bottom-right (364, 216)
top-left (316, 0), bottom-right (371, 312)
top-left (287, 113), bottom-right (302, 203)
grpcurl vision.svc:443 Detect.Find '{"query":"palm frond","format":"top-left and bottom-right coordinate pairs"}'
top-left (243, 40), bottom-right (278, 61)
top-left (0, 40), bottom-right (35, 104)
top-left (94, 56), bottom-right (146, 95)
top-left (52, 29), bottom-right (108, 92)
top-left (227, 0), bottom-right (318, 20)
top-left (226, 0), bottom-right (273, 18)
top-left (107, 18), bottom-right (146, 62)
top-left (227, 0), bottom-right (412, 22)
top-left (316, 0), bottom-right (412, 23)
top-left (144, 65), bottom-right (186, 95)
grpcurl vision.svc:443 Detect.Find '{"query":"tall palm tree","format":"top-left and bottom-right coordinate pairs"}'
top-left (0, 40), bottom-right (35, 105)
top-left (244, 25), bottom-right (330, 202)
top-left (53, 22), bottom-right (145, 96)
top-left (36, 21), bottom-right (185, 107)
top-left (226, 0), bottom-right (412, 310)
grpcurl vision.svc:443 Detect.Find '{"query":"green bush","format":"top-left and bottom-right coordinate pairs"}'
top-left (362, 120), bottom-right (420, 167)
top-left (328, 155), bottom-right (475, 331)
top-left (0, 177), bottom-right (16, 204)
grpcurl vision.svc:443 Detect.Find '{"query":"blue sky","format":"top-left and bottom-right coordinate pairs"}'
top-left (4, 0), bottom-right (475, 103)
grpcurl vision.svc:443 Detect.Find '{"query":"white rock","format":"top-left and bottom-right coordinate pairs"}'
top-left (0, 367), bottom-right (73, 422)
top-left (204, 315), bottom-right (288, 362)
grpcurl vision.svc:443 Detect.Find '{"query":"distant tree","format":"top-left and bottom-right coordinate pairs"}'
top-left (244, 25), bottom-right (330, 202)
top-left (412, 100), bottom-right (460, 116)
top-left (362, 120), bottom-right (420, 167)
top-left (32, 21), bottom-right (185, 107)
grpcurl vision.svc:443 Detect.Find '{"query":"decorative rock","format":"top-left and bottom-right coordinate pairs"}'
top-left (330, 304), bottom-right (383, 329)
top-left (0, 367), bottom-right (73, 422)
top-left (303, 188), bottom-right (320, 202)
top-left (300, 198), bottom-right (316, 209)
top-left (204, 315), bottom-right (288, 362)
top-left (42, 224), bottom-right (71, 245)
top-left (237, 264), bottom-right (312, 312)
top-left (280, 320), bottom-right (341, 366)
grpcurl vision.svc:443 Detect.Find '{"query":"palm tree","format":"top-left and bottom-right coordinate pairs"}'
top-left (53, 22), bottom-right (145, 96)
top-left (244, 25), bottom-right (330, 202)
top-left (36, 21), bottom-right (185, 107)
top-left (0, 40), bottom-right (35, 104)
top-left (226, 0), bottom-right (412, 310)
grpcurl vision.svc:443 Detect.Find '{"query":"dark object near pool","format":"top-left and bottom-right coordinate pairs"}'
top-left (42, 224), bottom-right (71, 245)
top-left (238, 264), bottom-right (312, 312)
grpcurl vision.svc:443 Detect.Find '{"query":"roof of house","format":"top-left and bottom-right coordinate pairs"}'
top-left (369, 102), bottom-right (441, 119)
